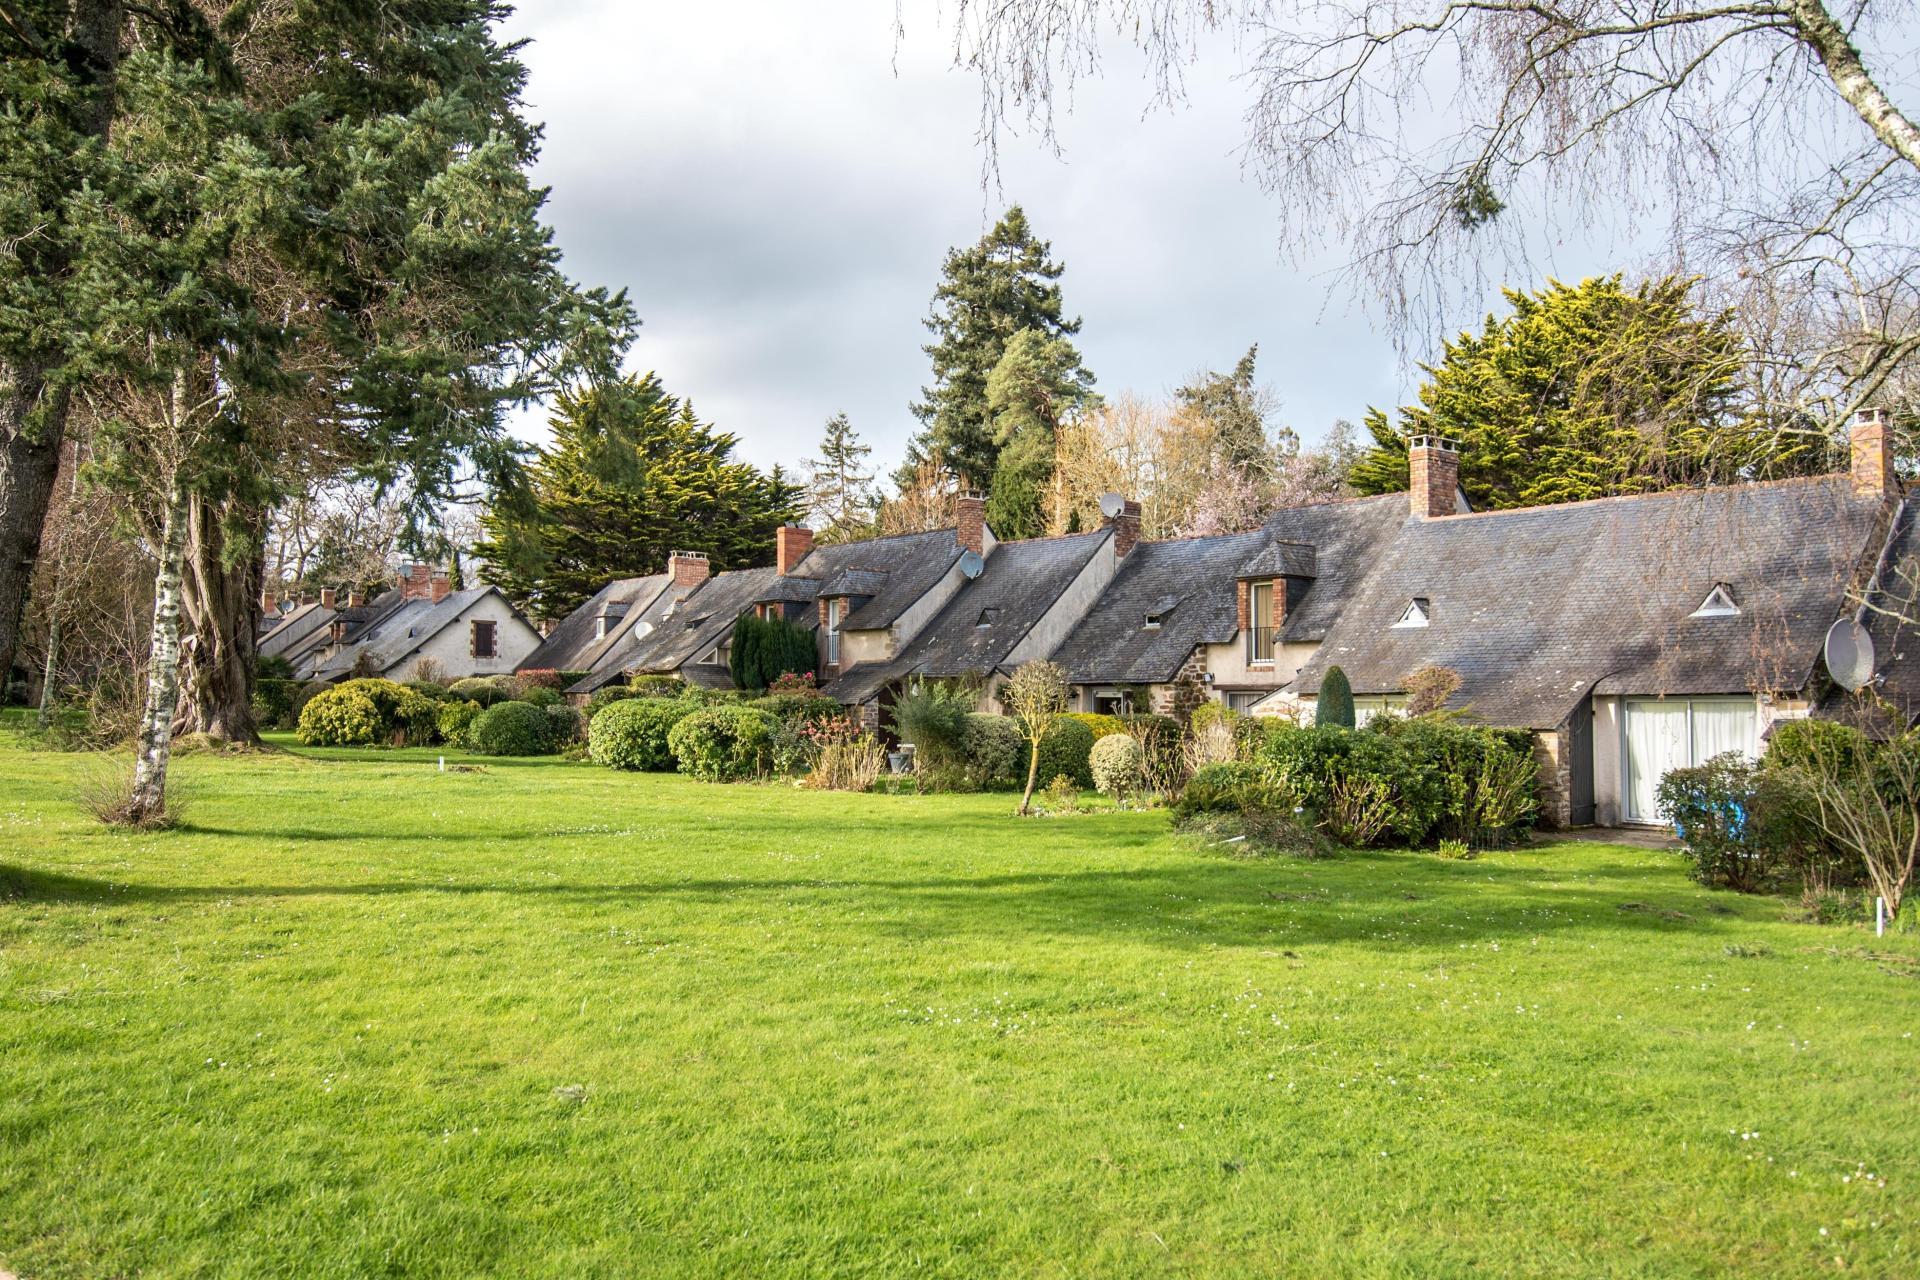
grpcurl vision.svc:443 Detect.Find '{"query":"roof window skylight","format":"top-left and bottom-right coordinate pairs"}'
top-left (1392, 597), bottom-right (1430, 629)
top-left (1691, 584), bottom-right (1740, 618)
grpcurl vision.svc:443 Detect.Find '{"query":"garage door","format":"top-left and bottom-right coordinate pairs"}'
top-left (1622, 697), bottom-right (1761, 823)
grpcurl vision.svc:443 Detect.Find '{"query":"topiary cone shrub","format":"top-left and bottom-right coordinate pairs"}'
top-left (1316, 666), bottom-right (1355, 729)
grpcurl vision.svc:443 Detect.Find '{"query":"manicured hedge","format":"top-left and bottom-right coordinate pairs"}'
top-left (960, 713), bottom-right (1024, 789)
top-left (436, 699), bottom-right (482, 746)
top-left (1061, 712), bottom-right (1127, 740)
top-left (1036, 717), bottom-right (1095, 789)
top-left (589, 697), bottom-right (700, 771)
top-left (668, 705), bottom-right (779, 782)
top-left (469, 701), bottom-right (562, 756)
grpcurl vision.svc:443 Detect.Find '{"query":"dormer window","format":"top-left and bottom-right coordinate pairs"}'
top-left (595, 614), bottom-right (613, 639)
top-left (976, 607), bottom-right (1000, 628)
top-left (1393, 598), bottom-right (1431, 629)
top-left (1690, 584), bottom-right (1740, 618)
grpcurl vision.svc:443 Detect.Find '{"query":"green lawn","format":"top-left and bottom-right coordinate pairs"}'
top-left (1, 732), bottom-right (1915, 1278)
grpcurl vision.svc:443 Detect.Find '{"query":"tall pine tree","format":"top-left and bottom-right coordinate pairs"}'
top-left (802, 412), bottom-right (878, 541)
top-left (1347, 276), bottom-right (1832, 508)
top-left (478, 374), bottom-right (803, 621)
top-left (1175, 345), bottom-right (1292, 479)
top-left (907, 206), bottom-right (1089, 490)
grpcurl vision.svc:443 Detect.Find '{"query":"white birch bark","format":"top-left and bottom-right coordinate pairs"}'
top-left (127, 469), bottom-right (187, 823)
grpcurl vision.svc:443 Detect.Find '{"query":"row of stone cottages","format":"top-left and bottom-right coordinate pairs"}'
top-left (260, 417), bottom-right (1916, 827)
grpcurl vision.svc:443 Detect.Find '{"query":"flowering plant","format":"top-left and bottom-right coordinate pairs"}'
top-left (768, 670), bottom-right (818, 695)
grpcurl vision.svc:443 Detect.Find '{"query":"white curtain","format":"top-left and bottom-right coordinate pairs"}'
top-left (1690, 699), bottom-right (1760, 764)
top-left (1624, 700), bottom-right (1690, 822)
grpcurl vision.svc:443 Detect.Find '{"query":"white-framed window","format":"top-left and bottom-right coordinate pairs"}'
top-left (1393, 598), bottom-right (1431, 629)
top-left (826, 598), bottom-right (843, 665)
top-left (1247, 581), bottom-right (1275, 663)
top-left (1351, 695), bottom-right (1408, 726)
top-left (1224, 691), bottom-right (1265, 712)
top-left (595, 614), bottom-right (612, 639)
top-left (1690, 584), bottom-right (1740, 618)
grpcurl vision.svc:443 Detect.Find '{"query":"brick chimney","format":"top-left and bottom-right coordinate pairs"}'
top-left (430, 570), bottom-right (451, 603)
top-left (347, 591), bottom-right (365, 608)
top-left (261, 588), bottom-right (277, 615)
top-left (1110, 498), bottom-right (1142, 558)
top-left (668, 550), bottom-right (710, 589)
top-left (319, 587), bottom-right (336, 609)
top-left (776, 524), bottom-right (815, 575)
top-left (399, 562), bottom-right (434, 601)
top-left (1851, 407), bottom-right (1894, 497)
top-left (955, 491), bottom-right (986, 556)
top-left (1409, 436), bottom-right (1462, 519)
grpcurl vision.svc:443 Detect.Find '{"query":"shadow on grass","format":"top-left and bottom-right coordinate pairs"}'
top-left (1, 852), bottom-right (1773, 954)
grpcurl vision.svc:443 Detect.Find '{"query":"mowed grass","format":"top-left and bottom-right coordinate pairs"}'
top-left (1, 732), bottom-right (1916, 1279)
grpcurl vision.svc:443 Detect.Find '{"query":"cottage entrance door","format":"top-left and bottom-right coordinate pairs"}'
top-left (1567, 697), bottom-right (1595, 826)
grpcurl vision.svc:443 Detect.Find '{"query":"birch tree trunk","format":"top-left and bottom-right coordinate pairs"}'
top-left (127, 472), bottom-right (188, 824)
top-left (1787, 0), bottom-right (1920, 173)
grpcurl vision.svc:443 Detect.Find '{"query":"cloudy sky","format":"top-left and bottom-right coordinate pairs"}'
top-left (497, 2), bottom-right (1606, 479)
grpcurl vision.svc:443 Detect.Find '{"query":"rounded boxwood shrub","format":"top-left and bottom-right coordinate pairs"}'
top-left (1036, 716), bottom-right (1095, 789)
top-left (667, 704), bottom-right (778, 782)
top-left (960, 713), bottom-right (1024, 789)
top-left (519, 685), bottom-right (565, 708)
top-left (1173, 761), bottom-right (1291, 818)
top-left (297, 678), bottom-right (439, 746)
top-left (589, 697), bottom-right (701, 771)
top-left (1090, 732), bottom-right (1144, 796)
top-left (584, 686), bottom-right (639, 719)
top-left (468, 700), bottom-right (560, 756)
top-left (435, 698), bottom-right (482, 746)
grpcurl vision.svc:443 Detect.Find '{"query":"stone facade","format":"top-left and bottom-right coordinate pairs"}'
top-left (1532, 727), bottom-right (1573, 829)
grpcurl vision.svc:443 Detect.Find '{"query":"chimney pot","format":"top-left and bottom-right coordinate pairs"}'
top-left (1408, 436), bottom-right (1462, 519)
top-left (319, 588), bottom-right (336, 609)
top-left (668, 550), bottom-right (711, 589)
top-left (348, 591), bottom-right (365, 608)
top-left (261, 589), bottom-right (278, 615)
top-left (430, 571), bottom-right (451, 604)
top-left (955, 491), bottom-right (987, 556)
top-left (1851, 407), bottom-right (1895, 497)
top-left (776, 525), bottom-right (815, 575)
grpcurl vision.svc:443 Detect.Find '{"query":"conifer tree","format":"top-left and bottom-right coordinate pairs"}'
top-left (477, 375), bottom-right (803, 621)
top-left (1175, 345), bottom-right (1292, 479)
top-left (1316, 666), bottom-right (1356, 729)
top-left (1347, 276), bottom-right (1831, 508)
top-left (982, 328), bottom-right (1099, 539)
top-left (802, 413), bottom-right (879, 541)
top-left (907, 206), bottom-right (1090, 489)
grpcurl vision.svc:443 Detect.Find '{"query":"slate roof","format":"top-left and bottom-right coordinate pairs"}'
top-left (1820, 496), bottom-right (1920, 731)
top-left (823, 529), bottom-right (1111, 704)
top-left (520, 574), bottom-right (670, 674)
top-left (617, 566), bottom-right (784, 676)
top-left (566, 578), bottom-right (703, 694)
top-left (1292, 476), bottom-right (1894, 729)
top-left (1051, 528), bottom-right (1271, 685)
top-left (1257, 495), bottom-right (1407, 644)
top-left (311, 588), bottom-right (501, 680)
top-left (1047, 495), bottom-right (1407, 686)
top-left (791, 528), bottom-right (964, 630)
top-left (258, 602), bottom-right (333, 661)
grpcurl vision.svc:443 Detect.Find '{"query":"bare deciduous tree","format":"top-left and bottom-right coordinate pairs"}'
top-left (930, 0), bottom-right (1920, 422)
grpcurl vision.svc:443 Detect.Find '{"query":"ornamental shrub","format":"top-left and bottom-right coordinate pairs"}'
top-left (1173, 762), bottom-right (1289, 818)
top-left (1035, 716), bottom-right (1095, 789)
top-left (403, 680), bottom-right (454, 701)
top-left (959, 713), bottom-right (1024, 789)
top-left (1316, 666), bottom-right (1355, 728)
top-left (1764, 718), bottom-right (1875, 888)
top-left (892, 680), bottom-right (975, 767)
top-left (450, 675), bottom-right (514, 707)
top-left (297, 678), bottom-right (438, 747)
top-left (584, 686), bottom-right (639, 719)
top-left (1062, 711), bottom-right (1126, 740)
top-left (668, 705), bottom-right (779, 782)
top-left (627, 675), bottom-right (689, 698)
top-left (1656, 753), bottom-right (1792, 892)
top-left (749, 692), bottom-right (842, 727)
top-left (515, 668), bottom-right (564, 691)
top-left (296, 687), bottom-right (382, 746)
top-left (545, 703), bottom-right (585, 748)
top-left (589, 697), bottom-right (700, 771)
top-left (468, 701), bottom-right (561, 756)
top-left (435, 698), bottom-right (482, 746)
top-left (519, 685), bottom-right (565, 708)
top-left (1090, 733), bottom-right (1143, 797)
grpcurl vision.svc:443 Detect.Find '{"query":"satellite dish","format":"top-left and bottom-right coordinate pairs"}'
top-left (957, 549), bottom-right (985, 580)
top-left (1098, 492), bottom-right (1127, 519)
top-left (1824, 617), bottom-right (1876, 692)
